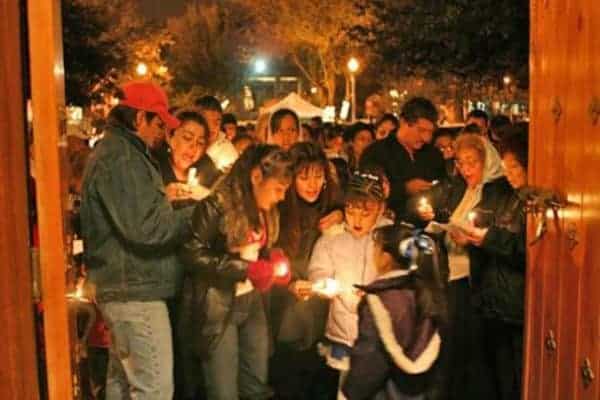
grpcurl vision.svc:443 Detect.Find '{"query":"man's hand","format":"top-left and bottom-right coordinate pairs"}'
top-left (405, 178), bottom-right (433, 195)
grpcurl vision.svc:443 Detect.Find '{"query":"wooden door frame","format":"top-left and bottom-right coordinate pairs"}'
top-left (27, 1), bottom-right (74, 399)
top-left (0, 1), bottom-right (41, 399)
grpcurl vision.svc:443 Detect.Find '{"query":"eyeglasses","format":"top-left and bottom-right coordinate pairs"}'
top-left (455, 158), bottom-right (482, 170)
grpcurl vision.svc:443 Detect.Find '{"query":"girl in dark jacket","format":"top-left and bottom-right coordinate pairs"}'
top-left (342, 224), bottom-right (446, 400)
top-left (179, 144), bottom-right (294, 400)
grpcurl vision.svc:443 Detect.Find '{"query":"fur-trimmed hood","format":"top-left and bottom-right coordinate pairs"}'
top-left (360, 271), bottom-right (441, 374)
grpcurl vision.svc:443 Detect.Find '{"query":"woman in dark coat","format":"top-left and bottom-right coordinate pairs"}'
top-left (459, 130), bottom-right (528, 400)
top-left (415, 133), bottom-right (512, 400)
top-left (179, 144), bottom-right (294, 400)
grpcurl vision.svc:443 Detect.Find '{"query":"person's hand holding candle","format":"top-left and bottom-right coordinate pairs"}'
top-left (289, 280), bottom-right (313, 300)
top-left (417, 196), bottom-right (435, 221)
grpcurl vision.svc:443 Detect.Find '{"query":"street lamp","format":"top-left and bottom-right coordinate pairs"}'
top-left (136, 62), bottom-right (148, 77)
top-left (254, 58), bottom-right (268, 74)
top-left (503, 75), bottom-right (512, 86)
top-left (347, 57), bottom-right (360, 122)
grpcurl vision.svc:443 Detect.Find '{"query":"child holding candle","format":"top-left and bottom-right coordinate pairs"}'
top-left (308, 171), bottom-right (393, 399)
top-left (342, 224), bottom-right (446, 400)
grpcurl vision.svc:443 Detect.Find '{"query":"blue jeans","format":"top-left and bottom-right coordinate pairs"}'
top-left (202, 290), bottom-right (272, 400)
top-left (99, 301), bottom-right (173, 400)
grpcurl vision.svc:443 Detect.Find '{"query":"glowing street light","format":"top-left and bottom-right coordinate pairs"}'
top-left (254, 58), bottom-right (268, 74)
top-left (503, 75), bottom-right (512, 86)
top-left (136, 62), bottom-right (148, 76)
top-left (347, 57), bottom-right (360, 73)
top-left (347, 57), bottom-right (360, 122)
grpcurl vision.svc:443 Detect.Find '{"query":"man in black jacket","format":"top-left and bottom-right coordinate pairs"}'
top-left (81, 82), bottom-right (192, 399)
top-left (360, 97), bottom-right (446, 221)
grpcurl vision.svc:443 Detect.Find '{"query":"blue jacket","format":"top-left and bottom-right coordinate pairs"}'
top-left (81, 124), bottom-right (193, 302)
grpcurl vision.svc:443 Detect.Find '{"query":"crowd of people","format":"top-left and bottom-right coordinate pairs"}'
top-left (72, 81), bottom-right (529, 400)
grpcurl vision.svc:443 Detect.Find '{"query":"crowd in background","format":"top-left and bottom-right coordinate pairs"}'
top-left (67, 81), bottom-right (529, 400)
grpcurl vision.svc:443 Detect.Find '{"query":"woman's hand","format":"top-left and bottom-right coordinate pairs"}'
top-left (449, 228), bottom-right (471, 246)
top-left (464, 227), bottom-right (488, 247)
top-left (288, 280), bottom-right (313, 300)
top-left (318, 210), bottom-right (344, 231)
top-left (232, 242), bottom-right (261, 262)
top-left (188, 184), bottom-right (211, 201)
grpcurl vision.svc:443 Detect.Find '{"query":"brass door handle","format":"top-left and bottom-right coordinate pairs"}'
top-left (545, 330), bottom-right (557, 352)
top-left (582, 358), bottom-right (595, 388)
top-left (566, 223), bottom-right (579, 250)
top-left (589, 96), bottom-right (600, 126)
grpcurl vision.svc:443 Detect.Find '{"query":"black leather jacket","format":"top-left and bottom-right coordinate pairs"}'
top-left (475, 190), bottom-right (526, 324)
top-left (178, 194), bottom-right (259, 355)
top-left (427, 177), bottom-right (524, 324)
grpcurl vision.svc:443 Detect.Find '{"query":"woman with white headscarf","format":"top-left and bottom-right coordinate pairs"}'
top-left (415, 133), bottom-right (512, 400)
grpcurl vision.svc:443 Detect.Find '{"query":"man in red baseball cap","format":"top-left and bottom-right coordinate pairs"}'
top-left (81, 81), bottom-right (193, 399)
top-left (118, 81), bottom-right (180, 149)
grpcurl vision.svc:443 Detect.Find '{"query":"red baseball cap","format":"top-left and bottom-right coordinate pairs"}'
top-left (120, 82), bottom-right (180, 129)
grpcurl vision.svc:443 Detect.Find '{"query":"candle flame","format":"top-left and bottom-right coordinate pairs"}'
top-left (312, 278), bottom-right (341, 297)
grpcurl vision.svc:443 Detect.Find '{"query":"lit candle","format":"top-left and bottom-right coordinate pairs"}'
top-left (468, 211), bottom-right (477, 224)
top-left (418, 197), bottom-right (430, 209)
top-left (312, 278), bottom-right (342, 297)
top-left (187, 167), bottom-right (198, 186)
top-left (274, 261), bottom-right (289, 278)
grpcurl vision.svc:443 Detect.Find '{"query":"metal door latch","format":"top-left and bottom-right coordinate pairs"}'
top-left (521, 186), bottom-right (571, 245)
top-left (582, 358), bottom-right (595, 387)
top-left (589, 96), bottom-right (600, 126)
top-left (566, 223), bottom-right (579, 250)
top-left (545, 330), bottom-right (557, 352)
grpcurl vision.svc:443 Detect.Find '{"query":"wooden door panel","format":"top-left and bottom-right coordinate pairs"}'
top-left (528, 0), bottom-right (600, 399)
top-left (530, 1), bottom-right (572, 399)
top-left (575, 0), bottom-right (600, 397)
top-left (555, 0), bottom-right (588, 397)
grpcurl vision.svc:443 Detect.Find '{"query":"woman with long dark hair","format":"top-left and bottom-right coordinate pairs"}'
top-left (179, 144), bottom-right (294, 400)
top-left (270, 142), bottom-right (344, 399)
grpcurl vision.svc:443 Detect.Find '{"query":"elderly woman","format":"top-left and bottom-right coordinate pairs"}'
top-left (416, 133), bottom-right (512, 400)
top-left (459, 129), bottom-right (528, 400)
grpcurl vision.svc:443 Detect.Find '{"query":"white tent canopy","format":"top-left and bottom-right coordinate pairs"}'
top-left (261, 92), bottom-right (324, 119)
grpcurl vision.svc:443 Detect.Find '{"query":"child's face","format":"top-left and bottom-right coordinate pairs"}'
top-left (344, 199), bottom-right (382, 238)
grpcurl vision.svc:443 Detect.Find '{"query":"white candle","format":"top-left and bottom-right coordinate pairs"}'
top-left (274, 261), bottom-right (289, 277)
top-left (312, 278), bottom-right (342, 297)
top-left (468, 211), bottom-right (477, 224)
top-left (187, 167), bottom-right (198, 186)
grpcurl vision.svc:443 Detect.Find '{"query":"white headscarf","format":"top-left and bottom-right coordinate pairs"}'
top-left (446, 135), bottom-right (504, 280)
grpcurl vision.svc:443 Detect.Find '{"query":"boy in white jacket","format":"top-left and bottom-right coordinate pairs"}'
top-left (308, 171), bottom-right (392, 398)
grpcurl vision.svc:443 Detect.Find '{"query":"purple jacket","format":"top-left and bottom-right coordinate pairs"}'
top-left (343, 271), bottom-right (441, 400)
